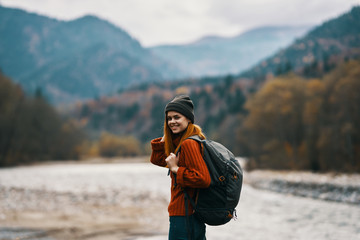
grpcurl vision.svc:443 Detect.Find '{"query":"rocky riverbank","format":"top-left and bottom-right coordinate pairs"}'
top-left (245, 170), bottom-right (360, 205)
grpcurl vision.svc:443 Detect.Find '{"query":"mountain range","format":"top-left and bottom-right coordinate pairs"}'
top-left (0, 5), bottom-right (312, 103)
top-left (150, 25), bottom-right (311, 77)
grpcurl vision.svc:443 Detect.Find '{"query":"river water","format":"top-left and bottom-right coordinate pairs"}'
top-left (0, 161), bottom-right (359, 240)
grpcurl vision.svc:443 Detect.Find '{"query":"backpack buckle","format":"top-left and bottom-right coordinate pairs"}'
top-left (233, 172), bottom-right (238, 179)
top-left (227, 210), bottom-right (237, 220)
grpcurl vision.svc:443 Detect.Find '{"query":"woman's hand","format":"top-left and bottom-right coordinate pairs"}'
top-left (165, 153), bottom-right (179, 173)
top-left (160, 135), bottom-right (165, 142)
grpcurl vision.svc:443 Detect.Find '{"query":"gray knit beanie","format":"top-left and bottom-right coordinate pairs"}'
top-left (165, 95), bottom-right (195, 123)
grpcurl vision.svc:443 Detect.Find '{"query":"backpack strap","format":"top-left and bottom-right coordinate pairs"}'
top-left (175, 134), bottom-right (203, 154)
top-left (183, 188), bottom-right (197, 209)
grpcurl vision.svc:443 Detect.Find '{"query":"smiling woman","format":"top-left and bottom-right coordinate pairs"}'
top-left (150, 95), bottom-right (210, 240)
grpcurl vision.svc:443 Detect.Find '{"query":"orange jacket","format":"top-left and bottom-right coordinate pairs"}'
top-left (150, 136), bottom-right (211, 216)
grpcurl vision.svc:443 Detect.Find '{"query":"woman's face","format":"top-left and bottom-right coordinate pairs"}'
top-left (167, 111), bottom-right (190, 134)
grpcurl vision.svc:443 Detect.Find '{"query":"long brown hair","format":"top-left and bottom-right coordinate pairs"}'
top-left (163, 120), bottom-right (205, 156)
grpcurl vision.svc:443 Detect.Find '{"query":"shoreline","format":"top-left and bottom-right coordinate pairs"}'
top-left (245, 170), bottom-right (360, 205)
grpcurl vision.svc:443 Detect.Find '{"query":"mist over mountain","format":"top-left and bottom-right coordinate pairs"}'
top-left (149, 25), bottom-right (312, 77)
top-left (0, 6), bottom-right (182, 103)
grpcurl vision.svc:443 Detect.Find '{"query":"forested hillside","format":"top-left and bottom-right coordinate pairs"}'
top-left (242, 60), bottom-right (360, 172)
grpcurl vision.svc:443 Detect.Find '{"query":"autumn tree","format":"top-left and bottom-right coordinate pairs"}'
top-left (316, 60), bottom-right (360, 171)
top-left (303, 79), bottom-right (325, 171)
top-left (0, 74), bottom-right (25, 165)
top-left (244, 75), bottom-right (307, 169)
top-left (0, 73), bottom-right (85, 166)
top-left (98, 132), bottom-right (142, 157)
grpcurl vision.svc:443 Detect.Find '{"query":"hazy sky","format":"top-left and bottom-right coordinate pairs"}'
top-left (1, 0), bottom-right (359, 46)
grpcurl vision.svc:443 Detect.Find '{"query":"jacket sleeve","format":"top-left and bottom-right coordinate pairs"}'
top-left (176, 139), bottom-right (211, 188)
top-left (150, 137), bottom-right (167, 167)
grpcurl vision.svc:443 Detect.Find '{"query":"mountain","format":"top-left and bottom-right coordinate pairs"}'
top-left (0, 6), bottom-right (182, 103)
top-left (149, 25), bottom-right (312, 77)
top-left (240, 6), bottom-right (360, 81)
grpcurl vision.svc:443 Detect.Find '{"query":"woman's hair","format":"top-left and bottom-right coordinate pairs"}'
top-left (163, 119), bottom-right (205, 156)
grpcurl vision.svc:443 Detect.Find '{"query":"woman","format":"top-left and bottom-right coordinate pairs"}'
top-left (150, 95), bottom-right (211, 240)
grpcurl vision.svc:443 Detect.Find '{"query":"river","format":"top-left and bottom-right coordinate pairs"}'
top-left (0, 161), bottom-right (359, 240)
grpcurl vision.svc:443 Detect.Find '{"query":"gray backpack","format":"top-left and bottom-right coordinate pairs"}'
top-left (179, 135), bottom-right (243, 226)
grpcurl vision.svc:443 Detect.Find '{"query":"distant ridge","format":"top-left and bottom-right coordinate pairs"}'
top-left (240, 6), bottom-right (360, 81)
top-left (150, 25), bottom-right (312, 77)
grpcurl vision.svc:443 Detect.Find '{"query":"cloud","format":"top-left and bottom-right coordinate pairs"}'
top-left (207, 0), bottom-right (360, 30)
top-left (1, 0), bottom-right (360, 46)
